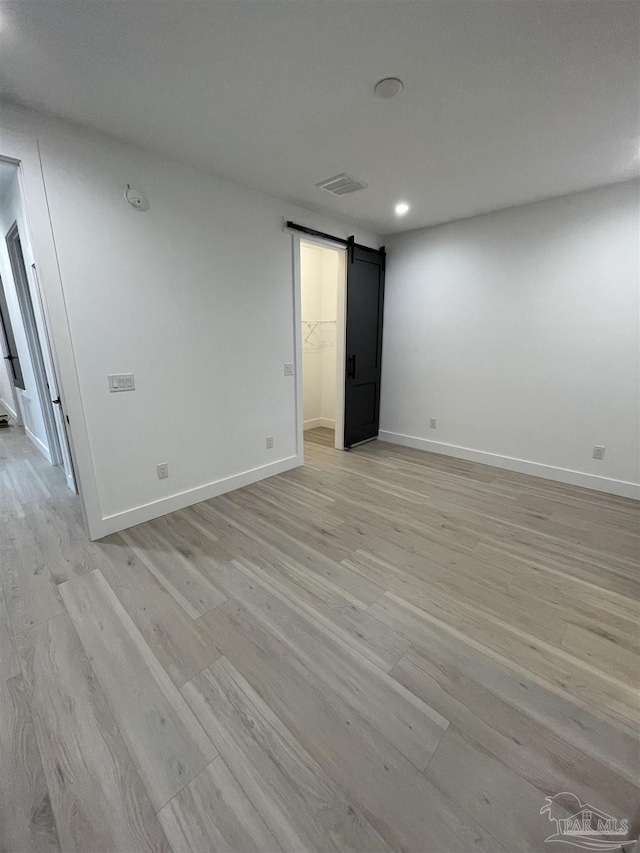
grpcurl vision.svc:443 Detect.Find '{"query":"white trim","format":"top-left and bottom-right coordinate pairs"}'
top-left (378, 430), bottom-right (640, 500)
top-left (25, 425), bottom-right (52, 463)
top-left (291, 234), bottom-right (304, 460)
top-left (63, 467), bottom-right (75, 492)
top-left (0, 396), bottom-right (18, 421)
top-left (304, 417), bottom-right (335, 430)
top-left (334, 248), bottom-right (347, 451)
top-left (94, 454), bottom-right (303, 539)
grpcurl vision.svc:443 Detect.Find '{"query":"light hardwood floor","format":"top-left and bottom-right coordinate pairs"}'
top-left (1, 423), bottom-right (638, 852)
top-left (304, 426), bottom-right (336, 447)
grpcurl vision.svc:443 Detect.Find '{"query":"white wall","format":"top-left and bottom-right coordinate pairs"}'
top-left (381, 181), bottom-right (640, 498)
top-left (301, 242), bottom-right (339, 430)
top-left (0, 101), bottom-right (379, 536)
top-left (0, 173), bottom-right (51, 458)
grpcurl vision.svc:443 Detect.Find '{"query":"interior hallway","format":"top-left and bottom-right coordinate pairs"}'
top-left (0, 424), bottom-right (638, 852)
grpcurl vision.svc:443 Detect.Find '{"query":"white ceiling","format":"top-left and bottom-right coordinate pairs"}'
top-left (0, 1), bottom-right (637, 234)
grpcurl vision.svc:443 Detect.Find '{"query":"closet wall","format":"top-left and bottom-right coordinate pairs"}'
top-left (301, 242), bottom-right (339, 430)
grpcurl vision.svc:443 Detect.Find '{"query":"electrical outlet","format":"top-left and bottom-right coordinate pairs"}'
top-left (284, 363), bottom-right (294, 376)
top-left (266, 436), bottom-right (274, 449)
top-left (592, 445), bottom-right (605, 460)
top-left (430, 418), bottom-right (437, 429)
top-left (157, 463), bottom-right (169, 479)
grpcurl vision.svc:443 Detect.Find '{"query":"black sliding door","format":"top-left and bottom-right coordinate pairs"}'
top-left (344, 244), bottom-right (385, 447)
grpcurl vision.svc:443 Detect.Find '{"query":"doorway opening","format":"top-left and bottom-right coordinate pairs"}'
top-left (300, 239), bottom-right (346, 452)
top-left (0, 158), bottom-right (76, 491)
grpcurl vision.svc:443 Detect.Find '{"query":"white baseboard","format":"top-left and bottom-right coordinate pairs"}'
top-left (25, 426), bottom-right (52, 464)
top-left (304, 418), bottom-right (335, 431)
top-left (0, 397), bottom-right (18, 421)
top-left (378, 431), bottom-right (640, 500)
top-left (93, 454), bottom-right (303, 540)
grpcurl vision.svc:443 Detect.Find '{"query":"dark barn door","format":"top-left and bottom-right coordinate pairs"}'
top-left (344, 243), bottom-right (385, 447)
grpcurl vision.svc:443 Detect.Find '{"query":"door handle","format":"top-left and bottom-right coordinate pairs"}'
top-left (347, 355), bottom-right (357, 379)
top-left (52, 397), bottom-right (61, 406)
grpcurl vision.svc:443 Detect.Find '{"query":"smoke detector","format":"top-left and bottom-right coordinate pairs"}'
top-left (315, 173), bottom-right (368, 196)
top-left (375, 78), bottom-right (404, 99)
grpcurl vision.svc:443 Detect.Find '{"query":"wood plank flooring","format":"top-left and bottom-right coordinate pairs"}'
top-left (1, 422), bottom-right (639, 852)
top-left (304, 426), bottom-right (335, 447)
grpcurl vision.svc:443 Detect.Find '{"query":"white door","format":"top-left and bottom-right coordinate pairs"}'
top-left (29, 262), bottom-right (77, 491)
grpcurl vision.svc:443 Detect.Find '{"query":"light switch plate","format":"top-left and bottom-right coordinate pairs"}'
top-left (284, 363), bottom-right (294, 376)
top-left (108, 373), bottom-right (135, 392)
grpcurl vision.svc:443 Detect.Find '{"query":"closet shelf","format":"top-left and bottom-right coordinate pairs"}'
top-left (302, 320), bottom-right (336, 343)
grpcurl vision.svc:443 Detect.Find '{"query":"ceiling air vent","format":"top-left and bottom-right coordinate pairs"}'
top-left (315, 173), bottom-right (368, 196)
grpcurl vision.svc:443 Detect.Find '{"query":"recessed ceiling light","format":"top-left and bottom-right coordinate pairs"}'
top-left (395, 202), bottom-right (410, 216)
top-left (375, 78), bottom-right (404, 99)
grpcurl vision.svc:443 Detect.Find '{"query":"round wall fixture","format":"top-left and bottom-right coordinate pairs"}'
top-left (125, 184), bottom-right (149, 211)
top-left (374, 77), bottom-right (404, 99)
